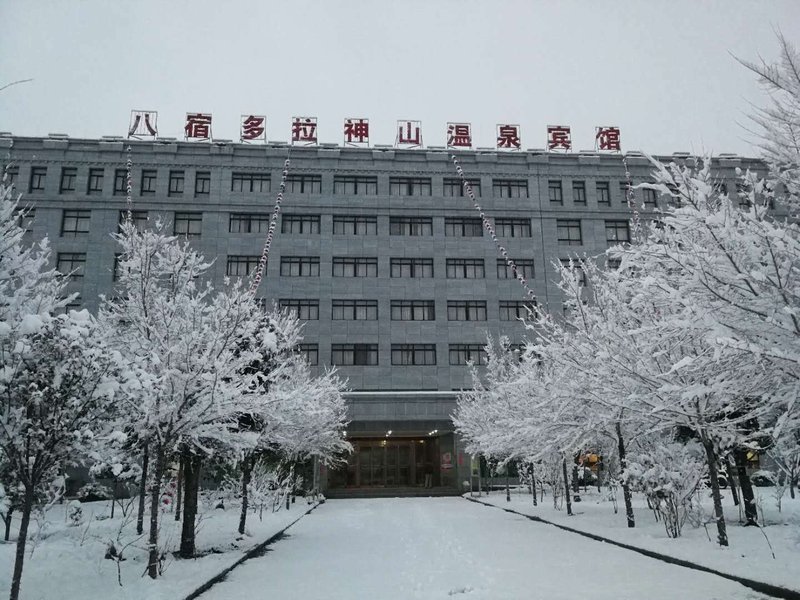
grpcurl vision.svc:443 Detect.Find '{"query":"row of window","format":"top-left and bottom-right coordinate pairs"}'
top-left (297, 343), bottom-right (492, 367)
top-left (277, 299), bottom-right (535, 321)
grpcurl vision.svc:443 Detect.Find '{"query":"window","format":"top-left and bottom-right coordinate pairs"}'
top-left (445, 217), bottom-right (483, 237)
top-left (643, 189), bottom-right (657, 208)
top-left (332, 215), bottom-right (377, 235)
top-left (736, 183), bottom-right (751, 208)
top-left (390, 300), bottom-right (435, 321)
top-left (331, 344), bottom-right (378, 366)
top-left (227, 255), bottom-right (261, 277)
top-left (3, 166), bottom-right (18, 188)
top-left (15, 207), bottom-right (35, 234)
top-left (606, 258), bottom-right (622, 270)
top-left (390, 258), bottom-right (433, 278)
top-left (87, 168), bottom-right (104, 194)
top-left (174, 212), bottom-right (202, 238)
top-left (620, 181), bottom-right (633, 204)
top-left (556, 219), bottom-right (582, 245)
top-left (279, 299), bottom-right (320, 320)
top-left (389, 177), bottom-right (431, 196)
top-left (392, 344), bottom-right (436, 366)
top-left (497, 259), bottom-right (534, 280)
top-left (168, 170), bottom-right (185, 196)
top-left (195, 171), bottom-right (211, 196)
top-left (449, 344), bottom-right (488, 366)
top-left (230, 213), bottom-right (270, 233)
top-left (560, 259), bottom-right (587, 286)
top-left (390, 216), bottom-right (433, 236)
top-left (332, 299), bottom-right (378, 320)
top-left (61, 209), bottom-right (90, 237)
top-left (716, 182), bottom-right (728, 196)
top-left (548, 180), bottom-right (563, 205)
top-left (333, 175), bottom-right (377, 195)
top-left (140, 170), bottom-right (157, 195)
top-left (447, 300), bottom-right (487, 321)
top-left (56, 252), bottom-right (86, 280)
top-left (114, 169), bottom-right (127, 195)
top-left (29, 167), bottom-right (46, 192)
top-left (572, 181), bottom-right (586, 205)
top-left (494, 218), bottom-right (531, 238)
top-left (492, 179), bottom-right (528, 198)
top-left (280, 256), bottom-right (320, 277)
top-left (118, 210), bottom-right (148, 233)
top-left (605, 220), bottom-right (630, 245)
top-left (232, 172), bottom-right (270, 193)
top-left (446, 258), bottom-right (484, 279)
top-left (499, 300), bottom-right (536, 321)
top-left (444, 178), bottom-right (481, 197)
top-left (596, 181), bottom-right (611, 206)
top-left (281, 214), bottom-right (320, 234)
top-left (332, 257), bottom-right (377, 277)
top-left (286, 174), bottom-right (322, 194)
top-left (297, 343), bottom-right (319, 366)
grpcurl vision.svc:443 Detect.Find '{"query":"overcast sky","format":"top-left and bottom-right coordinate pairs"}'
top-left (1, 0), bottom-right (798, 155)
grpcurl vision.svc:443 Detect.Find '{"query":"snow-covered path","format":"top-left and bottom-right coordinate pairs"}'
top-left (199, 498), bottom-right (767, 600)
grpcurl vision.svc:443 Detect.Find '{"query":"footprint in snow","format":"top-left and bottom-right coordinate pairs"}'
top-left (448, 586), bottom-right (475, 595)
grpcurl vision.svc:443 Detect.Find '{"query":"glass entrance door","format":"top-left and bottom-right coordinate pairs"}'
top-left (329, 438), bottom-right (421, 488)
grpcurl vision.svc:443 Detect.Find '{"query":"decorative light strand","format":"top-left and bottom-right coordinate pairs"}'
top-left (450, 155), bottom-right (538, 304)
top-left (124, 145), bottom-right (133, 223)
top-left (621, 154), bottom-right (644, 243)
top-left (249, 156), bottom-right (291, 297)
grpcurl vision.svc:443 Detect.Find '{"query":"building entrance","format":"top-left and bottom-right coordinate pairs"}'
top-left (328, 437), bottom-right (440, 489)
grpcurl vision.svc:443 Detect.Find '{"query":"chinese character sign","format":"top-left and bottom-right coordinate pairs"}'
top-left (185, 113), bottom-right (212, 140)
top-left (547, 125), bottom-right (571, 151)
top-left (595, 126), bottom-right (621, 151)
top-left (396, 120), bottom-right (422, 148)
top-left (447, 122), bottom-right (472, 149)
top-left (128, 110), bottom-right (158, 139)
top-left (291, 117), bottom-right (318, 145)
top-left (344, 118), bottom-right (369, 146)
top-left (241, 115), bottom-right (266, 142)
top-left (496, 124), bottom-right (521, 150)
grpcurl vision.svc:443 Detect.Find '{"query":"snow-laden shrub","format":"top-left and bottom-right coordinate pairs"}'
top-left (623, 442), bottom-right (706, 538)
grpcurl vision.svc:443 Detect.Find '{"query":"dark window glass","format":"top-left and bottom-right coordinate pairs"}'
top-left (168, 170), bottom-right (185, 196)
top-left (444, 217), bottom-right (483, 237)
top-left (560, 259), bottom-right (587, 286)
top-left (444, 178), bottom-right (481, 197)
top-left (331, 300), bottom-right (378, 320)
top-left (332, 215), bottom-right (377, 235)
top-left (231, 172), bottom-right (270, 193)
top-left (3, 166), bottom-right (19, 188)
top-left (556, 219), bottom-right (582, 245)
top-left (174, 212), bottom-right (202, 238)
top-left (390, 300), bottom-right (435, 321)
top-left (620, 181), bottom-right (634, 204)
top-left (494, 218), bottom-right (531, 238)
top-left (446, 258), bottom-right (484, 279)
top-left (331, 344), bottom-right (378, 366)
top-left (605, 220), bottom-right (630, 245)
top-left (597, 181), bottom-right (611, 206)
top-left (496, 259), bottom-right (534, 280)
top-left (87, 168), bottom-right (104, 194)
top-left (114, 169), bottom-right (127, 195)
top-left (230, 213), bottom-right (270, 233)
top-left (449, 344), bottom-right (488, 366)
top-left (279, 256), bottom-right (320, 277)
top-left (59, 168), bottom-right (77, 193)
top-left (447, 300), bottom-right (487, 321)
top-left (572, 181), bottom-right (586, 205)
top-left (61, 209), bottom-right (90, 237)
top-left (332, 257), bottom-right (378, 277)
top-left (643, 188), bottom-right (657, 208)
top-left (297, 343), bottom-right (319, 366)
top-left (333, 175), bottom-right (378, 195)
top-left (499, 300), bottom-right (537, 321)
top-left (15, 207), bottom-right (35, 234)
top-left (195, 171), bottom-right (211, 196)
top-left (29, 167), bottom-right (47, 192)
top-left (389, 177), bottom-right (431, 196)
top-left (118, 210), bottom-right (148, 233)
top-left (391, 344), bottom-right (436, 366)
top-left (56, 252), bottom-right (86, 280)
top-left (548, 180), bottom-right (563, 205)
top-left (286, 174), bottom-right (322, 194)
top-left (279, 299), bottom-right (320, 320)
top-left (492, 179), bottom-right (528, 198)
top-left (390, 258), bottom-right (433, 278)
top-left (389, 216), bottom-right (433, 236)
top-left (227, 255), bottom-right (261, 276)
top-left (281, 214), bottom-right (320, 234)
top-left (140, 170), bottom-right (157, 195)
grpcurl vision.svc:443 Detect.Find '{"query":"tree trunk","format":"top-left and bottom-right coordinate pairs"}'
top-left (725, 456), bottom-right (740, 507)
top-left (238, 456), bottom-right (253, 535)
top-left (562, 458), bottom-right (572, 516)
top-left (179, 453), bottom-right (202, 558)
top-left (110, 476), bottom-right (118, 519)
top-left (175, 455), bottom-right (183, 522)
top-left (506, 473), bottom-right (510, 502)
top-left (572, 463), bottom-right (580, 493)
top-left (702, 438), bottom-right (729, 546)
top-left (147, 449), bottom-right (164, 579)
top-left (790, 469), bottom-right (797, 500)
top-left (530, 462), bottom-right (537, 507)
top-left (734, 449), bottom-right (758, 526)
top-left (137, 445), bottom-right (149, 536)
top-left (616, 421), bottom-right (635, 528)
top-left (3, 508), bottom-right (12, 542)
top-left (9, 486), bottom-right (34, 600)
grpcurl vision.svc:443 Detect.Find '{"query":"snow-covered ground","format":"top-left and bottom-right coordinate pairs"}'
top-left (199, 497), bottom-right (772, 600)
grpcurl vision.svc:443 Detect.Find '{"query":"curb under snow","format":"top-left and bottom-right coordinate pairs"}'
top-left (466, 496), bottom-right (800, 600)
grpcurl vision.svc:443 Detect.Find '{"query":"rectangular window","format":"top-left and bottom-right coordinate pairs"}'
top-left (445, 217), bottom-right (483, 237)
top-left (174, 212), bottom-right (202, 238)
top-left (643, 188), bottom-right (657, 208)
top-left (87, 168), bottom-right (104, 194)
top-left (230, 213), bottom-right (270, 233)
top-left (297, 343), bottom-right (319, 366)
top-left (390, 300), bottom-right (435, 321)
top-left (113, 253), bottom-right (123, 282)
top-left (227, 255), bottom-right (261, 277)
top-left (449, 344), bottom-right (488, 366)
top-left (391, 344), bottom-right (437, 366)
top-left (605, 220), bottom-right (630, 245)
top-left (331, 343), bottom-right (378, 366)
top-left (331, 299), bottom-right (378, 320)
top-left (333, 175), bottom-right (378, 195)
top-left (492, 179), bottom-right (528, 198)
top-left (389, 216), bottom-right (433, 236)
top-left (560, 259), bottom-right (587, 286)
top-left (281, 214), bottom-right (320, 234)
top-left (494, 218), bottom-right (531, 238)
top-left (620, 181), bottom-right (633, 204)
top-left (286, 174), bottom-right (322, 194)
top-left (444, 178), bottom-right (481, 197)
top-left (280, 256), bottom-right (320, 277)
top-left (390, 258), bottom-right (433, 278)
top-left (114, 168), bottom-right (127, 195)
top-left (332, 215), bottom-right (378, 235)
top-left (572, 181), bottom-right (586, 205)
top-left (597, 181), bottom-right (611, 206)
top-left (61, 209), bottom-right (90, 237)
top-left (548, 180), bottom-right (563, 205)
top-left (496, 259), bottom-right (534, 280)
top-left (59, 168), bottom-right (77, 193)
top-left (332, 257), bottom-right (377, 277)
top-left (140, 170), bottom-right (157, 195)
top-left (15, 207), bottom-right (35, 234)
top-left (389, 177), bottom-right (431, 196)
top-left (447, 300), bottom-right (487, 321)
top-left (29, 167), bottom-right (47, 192)
top-left (499, 300), bottom-right (536, 321)
top-left (168, 170), bottom-right (185, 196)
top-left (3, 166), bottom-right (19, 188)
top-left (118, 210), bottom-right (148, 233)
top-left (56, 252), bottom-right (86, 280)
top-left (446, 258), bottom-right (485, 279)
top-left (557, 219), bottom-right (582, 245)
top-left (279, 299), bottom-right (320, 320)
top-left (231, 172), bottom-right (270, 193)
top-left (195, 171), bottom-right (211, 196)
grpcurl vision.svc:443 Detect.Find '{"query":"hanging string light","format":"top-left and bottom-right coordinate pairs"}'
top-left (621, 154), bottom-right (644, 243)
top-left (124, 145), bottom-right (133, 223)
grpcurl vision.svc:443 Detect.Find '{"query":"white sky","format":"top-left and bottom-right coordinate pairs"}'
top-left (1, 0), bottom-right (798, 155)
